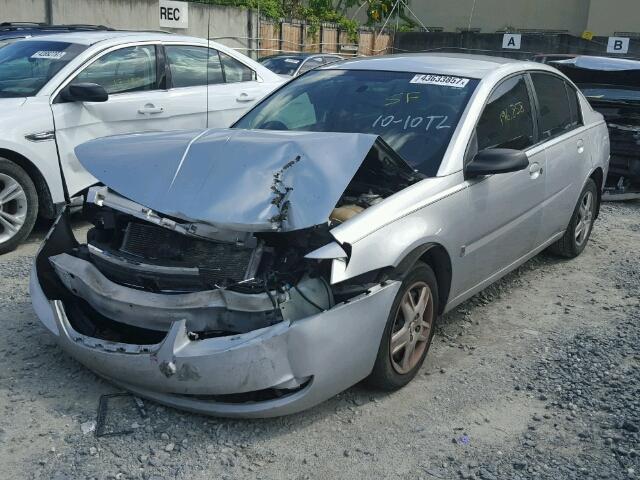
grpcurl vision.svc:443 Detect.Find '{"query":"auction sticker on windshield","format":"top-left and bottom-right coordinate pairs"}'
top-left (31, 51), bottom-right (67, 60)
top-left (410, 74), bottom-right (470, 88)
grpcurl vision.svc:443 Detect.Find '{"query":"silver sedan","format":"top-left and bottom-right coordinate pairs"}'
top-left (31, 53), bottom-right (610, 417)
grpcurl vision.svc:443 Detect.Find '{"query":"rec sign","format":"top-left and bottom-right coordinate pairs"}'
top-left (159, 0), bottom-right (189, 29)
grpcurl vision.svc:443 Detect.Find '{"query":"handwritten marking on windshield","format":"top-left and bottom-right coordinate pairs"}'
top-left (372, 114), bottom-right (451, 131)
top-left (385, 92), bottom-right (421, 106)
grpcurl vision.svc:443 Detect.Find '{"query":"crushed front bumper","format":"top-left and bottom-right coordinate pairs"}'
top-left (30, 212), bottom-right (400, 417)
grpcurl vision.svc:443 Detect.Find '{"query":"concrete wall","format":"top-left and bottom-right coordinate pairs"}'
top-left (352, 0), bottom-right (591, 35)
top-left (353, 0), bottom-right (638, 37)
top-left (0, 0), bottom-right (47, 23)
top-left (1, 0), bottom-right (256, 53)
top-left (587, 0), bottom-right (640, 36)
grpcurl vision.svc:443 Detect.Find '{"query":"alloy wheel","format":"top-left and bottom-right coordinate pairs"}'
top-left (0, 173), bottom-right (28, 244)
top-left (575, 190), bottom-right (594, 247)
top-left (389, 281), bottom-right (434, 375)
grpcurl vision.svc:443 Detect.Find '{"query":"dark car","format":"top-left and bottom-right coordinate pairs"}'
top-left (551, 55), bottom-right (640, 199)
top-left (258, 53), bottom-right (343, 77)
top-left (0, 22), bottom-right (112, 48)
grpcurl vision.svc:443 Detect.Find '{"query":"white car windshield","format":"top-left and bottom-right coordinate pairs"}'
top-left (235, 69), bottom-right (479, 176)
top-left (0, 40), bottom-right (87, 98)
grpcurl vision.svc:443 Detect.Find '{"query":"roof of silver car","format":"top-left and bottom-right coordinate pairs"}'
top-left (21, 30), bottom-right (197, 45)
top-left (327, 52), bottom-right (525, 79)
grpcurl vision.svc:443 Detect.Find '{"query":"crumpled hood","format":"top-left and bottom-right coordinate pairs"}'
top-left (76, 129), bottom-right (380, 232)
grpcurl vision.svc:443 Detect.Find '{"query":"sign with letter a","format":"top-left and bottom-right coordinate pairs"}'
top-left (502, 34), bottom-right (522, 50)
top-left (159, 0), bottom-right (189, 29)
top-left (607, 37), bottom-right (630, 54)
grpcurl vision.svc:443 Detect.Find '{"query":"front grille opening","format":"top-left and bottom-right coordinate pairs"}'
top-left (64, 297), bottom-right (166, 345)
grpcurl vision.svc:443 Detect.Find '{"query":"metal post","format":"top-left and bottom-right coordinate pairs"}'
top-left (247, 8), bottom-right (254, 58)
top-left (45, 0), bottom-right (53, 24)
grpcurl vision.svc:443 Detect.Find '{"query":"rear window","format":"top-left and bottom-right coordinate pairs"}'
top-left (259, 56), bottom-right (302, 76)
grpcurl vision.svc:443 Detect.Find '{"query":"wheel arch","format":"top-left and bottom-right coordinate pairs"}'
top-left (389, 243), bottom-right (453, 315)
top-left (588, 167), bottom-right (604, 219)
top-left (0, 148), bottom-right (56, 219)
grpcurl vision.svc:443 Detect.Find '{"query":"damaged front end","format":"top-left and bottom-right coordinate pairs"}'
top-left (30, 129), bottom-right (417, 417)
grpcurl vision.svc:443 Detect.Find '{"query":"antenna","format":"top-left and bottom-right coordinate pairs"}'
top-left (206, 7), bottom-right (211, 129)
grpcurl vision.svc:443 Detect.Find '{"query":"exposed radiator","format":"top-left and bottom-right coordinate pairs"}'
top-left (118, 222), bottom-right (254, 288)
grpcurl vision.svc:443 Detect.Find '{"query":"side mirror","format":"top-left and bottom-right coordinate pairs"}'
top-left (60, 83), bottom-right (108, 103)
top-left (466, 148), bottom-right (529, 178)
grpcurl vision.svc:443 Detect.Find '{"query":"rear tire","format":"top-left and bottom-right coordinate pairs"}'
top-left (548, 178), bottom-right (598, 259)
top-left (0, 159), bottom-right (38, 255)
top-left (366, 262), bottom-right (439, 391)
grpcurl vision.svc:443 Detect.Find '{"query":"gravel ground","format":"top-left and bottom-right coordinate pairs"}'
top-left (0, 202), bottom-right (638, 480)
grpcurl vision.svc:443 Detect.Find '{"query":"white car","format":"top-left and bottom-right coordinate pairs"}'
top-left (0, 31), bottom-right (283, 253)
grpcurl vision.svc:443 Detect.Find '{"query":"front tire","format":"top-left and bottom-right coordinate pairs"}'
top-left (548, 178), bottom-right (598, 258)
top-left (0, 159), bottom-right (38, 255)
top-left (366, 262), bottom-right (439, 391)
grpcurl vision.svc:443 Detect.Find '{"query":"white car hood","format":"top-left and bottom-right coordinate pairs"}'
top-left (75, 128), bottom-right (382, 232)
top-left (0, 97), bottom-right (27, 112)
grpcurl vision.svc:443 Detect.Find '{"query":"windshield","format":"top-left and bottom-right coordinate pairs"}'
top-left (259, 56), bottom-right (302, 76)
top-left (579, 84), bottom-right (640, 103)
top-left (0, 40), bottom-right (87, 98)
top-left (234, 69), bottom-right (479, 175)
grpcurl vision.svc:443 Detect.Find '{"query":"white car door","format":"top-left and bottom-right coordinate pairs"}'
top-left (51, 43), bottom-right (173, 197)
top-left (162, 43), bottom-right (276, 129)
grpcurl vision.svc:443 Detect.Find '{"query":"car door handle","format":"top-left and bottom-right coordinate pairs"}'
top-left (138, 104), bottom-right (164, 114)
top-left (577, 139), bottom-right (585, 154)
top-left (236, 93), bottom-right (256, 103)
top-left (529, 162), bottom-right (543, 179)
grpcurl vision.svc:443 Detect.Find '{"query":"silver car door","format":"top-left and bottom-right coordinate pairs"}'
top-left (529, 72), bottom-right (589, 239)
top-left (458, 74), bottom-right (547, 295)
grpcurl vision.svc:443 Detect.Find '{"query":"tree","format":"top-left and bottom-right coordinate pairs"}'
top-left (366, 0), bottom-right (417, 29)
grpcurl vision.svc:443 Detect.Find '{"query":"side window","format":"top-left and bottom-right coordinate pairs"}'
top-left (298, 57), bottom-right (323, 74)
top-left (530, 73), bottom-right (574, 139)
top-left (476, 75), bottom-right (535, 151)
top-left (165, 45), bottom-right (224, 88)
top-left (565, 83), bottom-right (583, 128)
top-left (219, 52), bottom-right (255, 83)
top-left (73, 45), bottom-right (156, 94)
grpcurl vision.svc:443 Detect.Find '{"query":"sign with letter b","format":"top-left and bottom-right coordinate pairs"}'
top-left (607, 37), bottom-right (629, 54)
